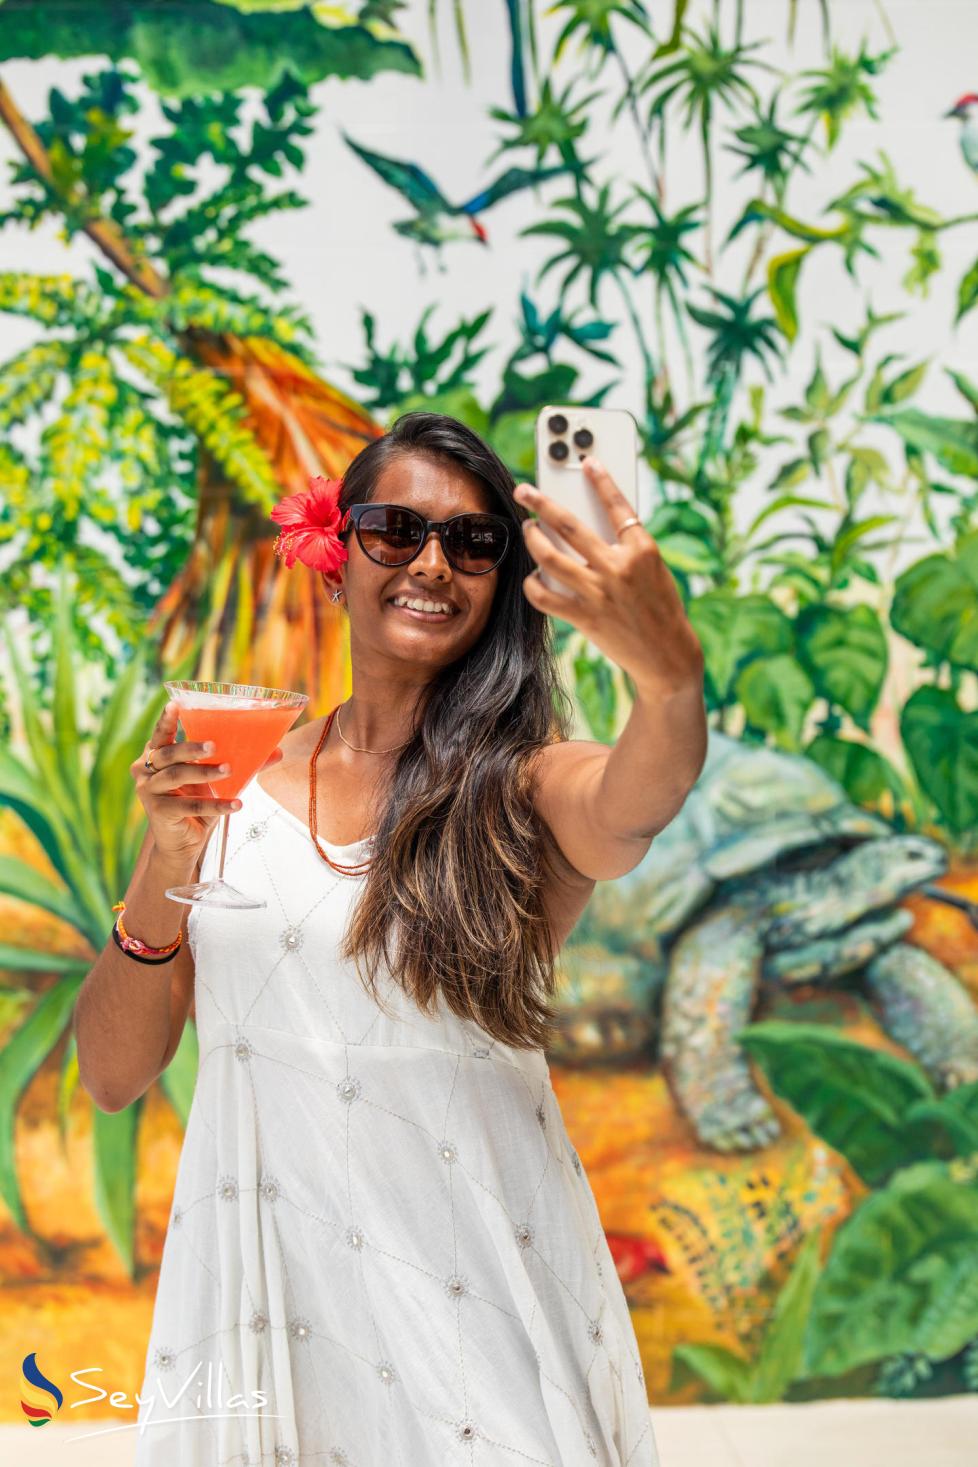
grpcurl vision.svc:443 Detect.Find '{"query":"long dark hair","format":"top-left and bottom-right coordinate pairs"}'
top-left (334, 410), bottom-right (575, 1050)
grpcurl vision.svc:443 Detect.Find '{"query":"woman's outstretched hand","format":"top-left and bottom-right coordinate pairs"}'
top-left (514, 456), bottom-right (703, 698)
top-left (130, 703), bottom-right (285, 870)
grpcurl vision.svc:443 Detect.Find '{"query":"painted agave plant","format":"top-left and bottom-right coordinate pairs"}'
top-left (0, 565), bottom-right (202, 1275)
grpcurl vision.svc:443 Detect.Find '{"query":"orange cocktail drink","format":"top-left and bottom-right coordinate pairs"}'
top-left (162, 681), bottom-right (309, 911)
top-left (177, 697), bottom-right (303, 799)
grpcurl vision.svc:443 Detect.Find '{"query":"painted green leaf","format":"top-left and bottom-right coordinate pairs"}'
top-left (93, 1098), bottom-right (141, 1278)
top-left (796, 603), bottom-right (887, 729)
top-left (0, 858), bottom-right (87, 932)
top-left (679, 1203), bottom-right (825, 1406)
top-left (948, 367), bottom-right (978, 413)
top-left (804, 354), bottom-right (830, 415)
top-left (956, 257), bottom-right (978, 323)
top-left (751, 1229), bottom-right (824, 1403)
top-left (0, 0), bottom-right (420, 95)
top-left (0, 976), bottom-right (84, 1229)
top-left (158, 1021), bottom-right (199, 1128)
top-left (804, 735), bottom-right (907, 807)
top-left (573, 650), bottom-right (617, 744)
top-left (891, 532), bottom-right (978, 669)
top-left (0, 945), bottom-right (91, 975)
top-left (58, 1033), bottom-right (79, 1153)
top-left (738, 1022), bottom-right (934, 1188)
top-left (905, 1084), bottom-right (978, 1156)
top-left (808, 427), bottom-right (830, 472)
top-left (393, 388), bottom-right (489, 438)
top-left (735, 653), bottom-right (815, 749)
top-left (689, 593), bottom-right (793, 705)
top-left (872, 409), bottom-right (978, 478)
top-left (767, 247), bottom-right (809, 341)
top-left (769, 457), bottom-right (810, 490)
top-left (880, 360), bottom-right (928, 405)
top-left (804, 1162), bottom-right (978, 1375)
top-left (901, 686), bottom-right (978, 838)
top-left (670, 1342), bottom-right (752, 1404)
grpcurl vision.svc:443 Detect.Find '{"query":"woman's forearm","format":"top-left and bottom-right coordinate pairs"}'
top-left (597, 676), bottom-right (708, 841)
top-left (73, 849), bottom-right (195, 1113)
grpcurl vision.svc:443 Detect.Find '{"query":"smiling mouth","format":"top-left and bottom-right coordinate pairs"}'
top-left (387, 600), bottom-right (460, 623)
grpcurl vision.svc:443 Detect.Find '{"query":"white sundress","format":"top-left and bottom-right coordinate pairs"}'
top-left (134, 774), bottom-right (660, 1467)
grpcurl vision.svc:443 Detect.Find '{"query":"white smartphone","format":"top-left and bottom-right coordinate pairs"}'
top-left (533, 404), bottom-right (640, 596)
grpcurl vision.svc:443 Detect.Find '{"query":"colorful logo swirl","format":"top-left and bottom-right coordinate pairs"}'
top-left (20, 1352), bottom-right (63, 1427)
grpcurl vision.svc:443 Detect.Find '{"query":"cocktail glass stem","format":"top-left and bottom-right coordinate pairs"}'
top-left (217, 812), bottom-right (231, 883)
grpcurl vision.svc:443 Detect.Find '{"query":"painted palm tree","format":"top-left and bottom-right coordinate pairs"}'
top-left (727, 89), bottom-right (813, 288)
top-left (147, 332), bottom-right (381, 698)
top-left (548, 0), bottom-right (654, 63)
top-left (0, 73), bottom-right (383, 714)
top-left (521, 181), bottom-right (655, 388)
top-left (630, 192), bottom-right (701, 386)
top-left (547, 0), bottom-right (660, 193)
top-left (637, 20), bottom-right (773, 271)
top-left (796, 42), bottom-right (894, 150)
top-left (488, 74), bottom-right (600, 173)
top-left (687, 284), bottom-right (783, 466)
top-left (728, 90), bottom-right (811, 197)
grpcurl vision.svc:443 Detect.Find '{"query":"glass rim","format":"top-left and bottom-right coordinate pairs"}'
top-left (164, 680), bottom-right (309, 706)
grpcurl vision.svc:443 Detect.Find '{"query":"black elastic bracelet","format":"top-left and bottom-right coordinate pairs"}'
top-left (111, 920), bottom-right (180, 965)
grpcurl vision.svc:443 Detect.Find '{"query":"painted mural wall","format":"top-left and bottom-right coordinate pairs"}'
top-left (2, 0), bottom-right (978, 1432)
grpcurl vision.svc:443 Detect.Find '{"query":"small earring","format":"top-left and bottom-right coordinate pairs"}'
top-left (330, 587), bottom-right (343, 604)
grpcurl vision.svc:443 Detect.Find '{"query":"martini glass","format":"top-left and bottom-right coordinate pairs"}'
top-left (162, 681), bottom-right (309, 910)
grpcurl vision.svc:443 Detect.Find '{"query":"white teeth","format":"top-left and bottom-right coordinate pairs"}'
top-left (391, 596), bottom-right (455, 614)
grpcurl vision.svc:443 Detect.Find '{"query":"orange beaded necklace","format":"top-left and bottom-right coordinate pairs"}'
top-left (309, 704), bottom-right (403, 877)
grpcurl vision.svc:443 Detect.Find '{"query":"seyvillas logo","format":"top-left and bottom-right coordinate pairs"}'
top-left (21, 1352), bottom-right (63, 1427)
top-left (16, 1351), bottom-right (276, 1445)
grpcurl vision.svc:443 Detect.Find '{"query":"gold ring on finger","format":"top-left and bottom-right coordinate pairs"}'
top-left (615, 516), bottom-right (643, 539)
top-left (144, 750), bottom-right (158, 773)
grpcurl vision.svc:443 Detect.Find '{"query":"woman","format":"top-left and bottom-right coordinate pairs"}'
top-left (75, 411), bottom-right (706, 1465)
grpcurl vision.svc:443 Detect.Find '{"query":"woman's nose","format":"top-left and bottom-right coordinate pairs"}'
top-left (413, 529), bottom-right (452, 576)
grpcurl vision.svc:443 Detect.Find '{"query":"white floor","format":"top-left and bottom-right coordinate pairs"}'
top-left (7, 1396), bottom-right (976, 1465)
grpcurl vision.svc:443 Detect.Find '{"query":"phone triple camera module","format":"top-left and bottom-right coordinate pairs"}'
top-left (546, 412), bottom-right (594, 463)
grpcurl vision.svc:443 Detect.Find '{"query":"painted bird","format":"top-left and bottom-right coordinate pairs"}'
top-left (945, 93), bottom-right (978, 172)
top-left (343, 131), bottom-right (575, 270)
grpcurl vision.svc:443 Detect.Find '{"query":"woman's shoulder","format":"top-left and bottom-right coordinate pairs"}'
top-left (280, 716), bottom-right (327, 762)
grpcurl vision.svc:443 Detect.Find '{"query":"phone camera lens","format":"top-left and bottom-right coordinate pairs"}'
top-left (548, 440), bottom-right (569, 462)
top-left (573, 428), bottom-right (594, 449)
top-left (547, 413), bottom-right (568, 435)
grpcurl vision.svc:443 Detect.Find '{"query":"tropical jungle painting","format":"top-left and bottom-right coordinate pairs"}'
top-left (2, 0), bottom-right (978, 1428)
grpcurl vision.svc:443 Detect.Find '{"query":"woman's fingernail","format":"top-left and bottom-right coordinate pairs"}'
top-left (204, 741), bottom-right (215, 753)
top-left (219, 763), bottom-right (230, 773)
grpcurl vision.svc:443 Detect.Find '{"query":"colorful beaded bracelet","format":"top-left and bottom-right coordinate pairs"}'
top-left (111, 921), bottom-right (180, 965)
top-left (111, 901), bottom-right (183, 964)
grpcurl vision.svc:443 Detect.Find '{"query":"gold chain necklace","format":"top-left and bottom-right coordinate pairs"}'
top-left (308, 704), bottom-right (413, 876)
top-left (335, 700), bottom-right (414, 754)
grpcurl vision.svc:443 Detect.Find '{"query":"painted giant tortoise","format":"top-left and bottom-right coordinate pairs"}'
top-left (550, 731), bottom-right (978, 1151)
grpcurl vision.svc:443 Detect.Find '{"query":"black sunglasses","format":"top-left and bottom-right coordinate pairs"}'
top-left (341, 502), bottom-right (512, 575)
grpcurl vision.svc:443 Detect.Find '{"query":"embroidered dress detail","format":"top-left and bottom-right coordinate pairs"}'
top-left (134, 776), bottom-right (659, 1466)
